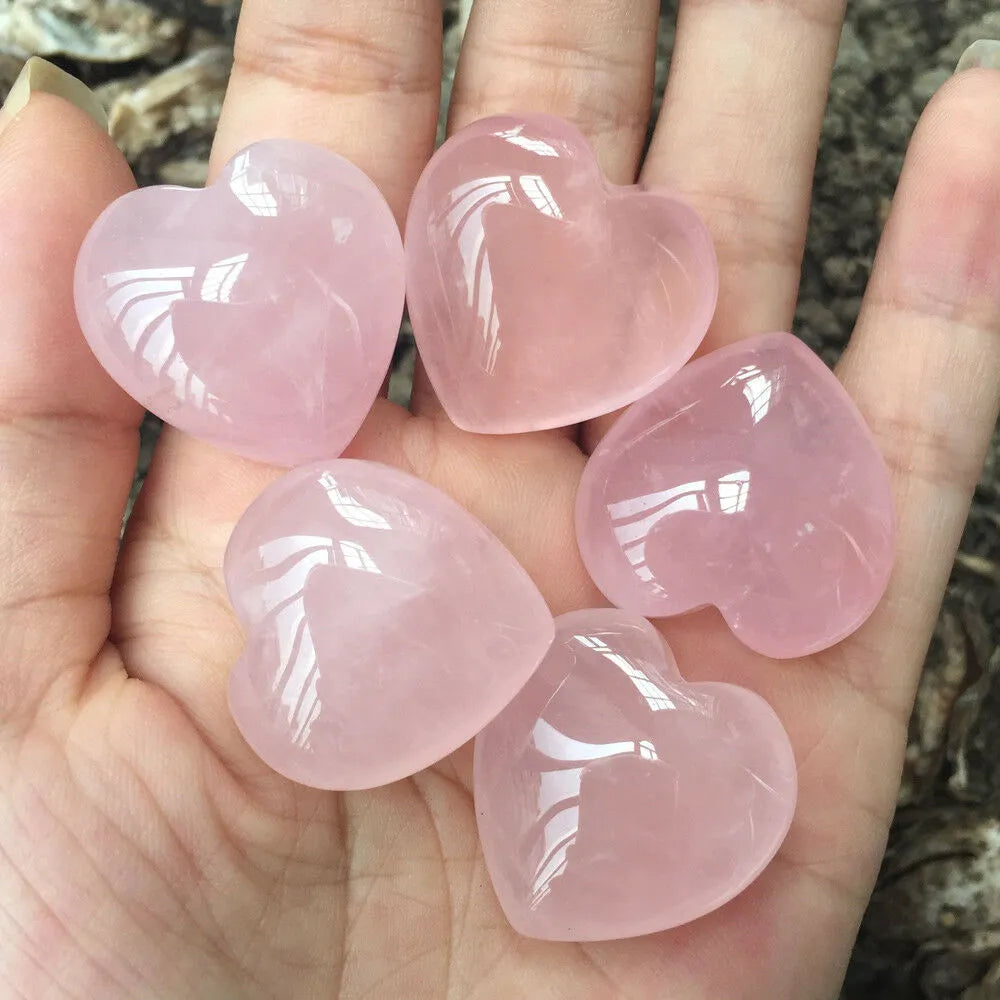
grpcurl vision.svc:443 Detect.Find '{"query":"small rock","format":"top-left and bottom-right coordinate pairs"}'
top-left (99, 45), bottom-right (230, 161)
top-left (0, 0), bottom-right (184, 63)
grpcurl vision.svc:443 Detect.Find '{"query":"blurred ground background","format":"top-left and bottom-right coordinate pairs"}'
top-left (0, 1), bottom-right (998, 997)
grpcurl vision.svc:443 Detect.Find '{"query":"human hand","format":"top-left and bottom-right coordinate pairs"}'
top-left (1, 3), bottom-right (998, 997)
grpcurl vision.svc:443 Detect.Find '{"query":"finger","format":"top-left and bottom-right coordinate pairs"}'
top-left (151, 0), bottom-right (443, 517)
top-left (582, 0), bottom-right (848, 450)
top-left (653, 67), bottom-right (1000, 995)
top-left (594, 69), bottom-right (1000, 997)
top-left (212, 0), bottom-right (443, 222)
top-left (0, 65), bottom-right (142, 721)
top-left (765, 66), bottom-right (1000, 992)
top-left (184, 0), bottom-right (442, 473)
top-left (647, 0), bottom-right (847, 342)
top-left (117, 1), bottom-right (443, 766)
top-left (408, 0), bottom-right (661, 425)
top-left (450, 0), bottom-right (659, 183)
top-left (833, 67), bottom-right (1000, 715)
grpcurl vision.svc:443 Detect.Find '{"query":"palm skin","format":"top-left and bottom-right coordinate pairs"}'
top-left (1, 3), bottom-right (1000, 998)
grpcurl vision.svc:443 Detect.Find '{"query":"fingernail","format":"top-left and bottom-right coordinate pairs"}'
top-left (956, 40), bottom-right (1000, 75)
top-left (0, 57), bottom-right (108, 135)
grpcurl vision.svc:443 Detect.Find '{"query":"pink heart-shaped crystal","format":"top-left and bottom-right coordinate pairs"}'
top-left (225, 459), bottom-right (555, 790)
top-left (405, 114), bottom-right (719, 433)
top-left (576, 332), bottom-right (896, 659)
top-left (75, 140), bottom-right (404, 466)
top-left (475, 609), bottom-right (797, 941)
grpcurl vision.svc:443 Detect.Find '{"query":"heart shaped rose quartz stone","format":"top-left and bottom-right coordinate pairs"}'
top-left (576, 333), bottom-right (896, 659)
top-left (75, 140), bottom-right (404, 466)
top-left (225, 459), bottom-right (555, 790)
top-left (405, 114), bottom-right (718, 433)
top-left (475, 609), bottom-right (797, 941)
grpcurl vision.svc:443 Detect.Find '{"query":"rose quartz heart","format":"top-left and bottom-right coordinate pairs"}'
top-left (224, 459), bottom-right (555, 790)
top-left (74, 140), bottom-right (404, 466)
top-left (405, 114), bottom-right (719, 433)
top-left (475, 609), bottom-right (797, 941)
top-left (576, 332), bottom-right (896, 659)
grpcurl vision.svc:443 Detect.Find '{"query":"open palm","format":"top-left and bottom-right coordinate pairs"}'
top-left (2, 2), bottom-right (999, 997)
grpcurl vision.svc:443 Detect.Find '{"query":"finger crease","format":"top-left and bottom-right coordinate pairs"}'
top-left (234, 19), bottom-right (440, 99)
top-left (680, 0), bottom-right (847, 33)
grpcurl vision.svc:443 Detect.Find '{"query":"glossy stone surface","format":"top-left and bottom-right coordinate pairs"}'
top-left (75, 140), bottom-right (404, 466)
top-left (576, 333), bottom-right (895, 659)
top-left (475, 609), bottom-right (797, 941)
top-left (405, 114), bottom-right (718, 433)
top-left (225, 459), bottom-right (555, 790)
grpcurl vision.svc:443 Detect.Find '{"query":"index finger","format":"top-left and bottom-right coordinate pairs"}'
top-left (118, 1), bottom-right (443, 764)
top-left (212, 0), bottom-right (442, 221)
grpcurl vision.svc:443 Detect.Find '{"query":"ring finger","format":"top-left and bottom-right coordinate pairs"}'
top-left (584, 0), bottom-right (849, 448)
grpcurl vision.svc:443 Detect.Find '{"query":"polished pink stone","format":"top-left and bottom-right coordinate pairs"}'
top-left (74, 140), bottom-right (404, 466)
top-left (225, 459), bottom-right (555, 790)
top-left (475, 609), bottom-right (797, 941)
top-left (576, 333), bottom-right (896, 659)
top-left (405, 114), bottom-right (718, 433)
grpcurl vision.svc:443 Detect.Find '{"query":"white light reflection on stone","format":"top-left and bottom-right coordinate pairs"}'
top-left (495, 126), bottom-right (559, 158)
top-left (724, 364), bottom-right (777, 424)
top-left (526, 631), bottom-right (704, 909)
top-left (102, 265), bottom-right (223, 414)
top-left (318, 472), bottom-right (392, 531)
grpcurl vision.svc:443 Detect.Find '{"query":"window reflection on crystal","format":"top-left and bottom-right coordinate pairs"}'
top-left (102, 266), bottom-right (223, 415)
top-left (228, 150), bottom-right (311, 218)
top-left (536, 766), bottom-right (584, 816)
top-left (444, 176), bottom-right (514, 235)
top-left (440, 169), bottom-right (570, 375)
top-left (318, 472), bottom-right (392, 530)
top-left (200, 253), bottom-right (249, 303)
top-left (607, 481), bottom-right (708, 585)
top-left (725, 364), bottom-right (776, 424)
top-left (338, 540), bottom-right (381, 574)
top-left (494, 126), bottom-right (559, 158)
top-left (518, 175), bottom-right (563, 218)
top-left (572, 633), bottom-right (678, 712)
top-left (530, 805), bottom-right (578, 909)
top-left (253, 537), bottom-right (333, 749)
top-left (249, 531), bottom-right (384, 751)
top-left (608, 470), bottom-right (756, 585)
top-left (441, 176), bottom-right (514, 375)
top-left (104, 266), bottom-right (193, 327)
top-left (718, 471), bottom-right (751, 515)
top-left (523, 635), bottom-right (709, 910)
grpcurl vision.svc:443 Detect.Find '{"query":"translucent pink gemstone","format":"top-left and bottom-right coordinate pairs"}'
top-left (576, 333), bottom-right (896, 659)
top-left (475, 609), bottom-right (797, 941)
top-left (224, 460), bottom-right (555, 790)
top-left (74, 140), bottom-right (404, 466)
top-left (405, 114), bottom-right (718, 433)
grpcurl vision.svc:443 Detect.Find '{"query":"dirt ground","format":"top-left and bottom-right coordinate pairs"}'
top-left (1, 1), bottom-right (998, 997)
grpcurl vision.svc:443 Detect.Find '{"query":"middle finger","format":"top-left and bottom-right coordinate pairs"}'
top-left (408, 0), bottom-right (662, 425)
